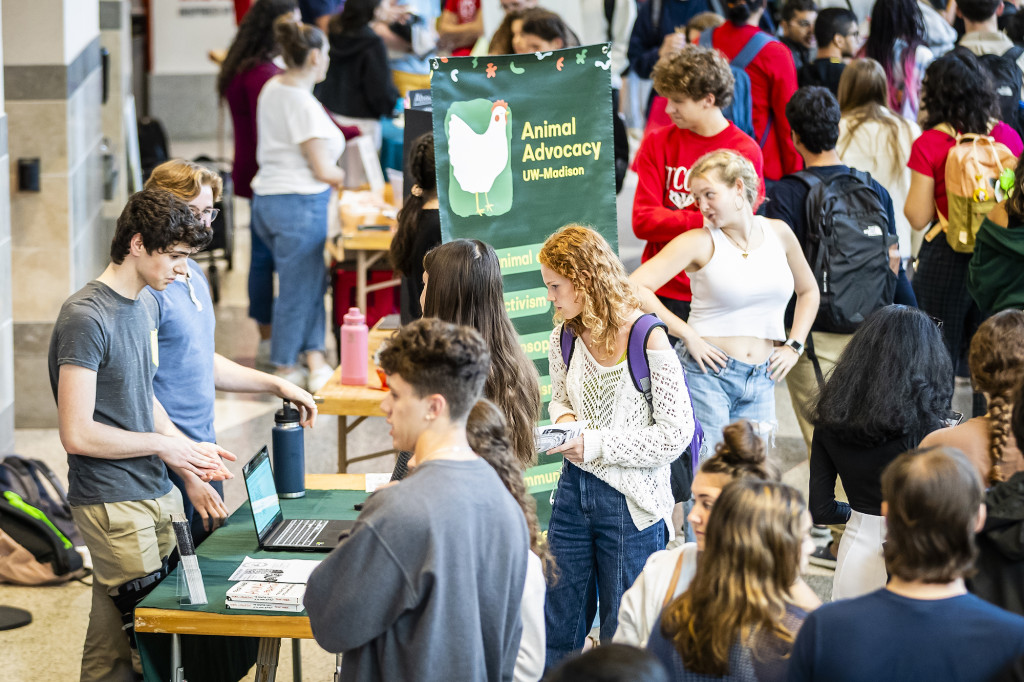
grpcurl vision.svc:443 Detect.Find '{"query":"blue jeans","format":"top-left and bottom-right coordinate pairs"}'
top-left (678, 346), bottom-right (777, 458)
top-left (544, 462), bottom-right (666, 670)
top-left (251, 190), bottom-right (331, 367)
top-left (248, 225), bottom-right (275, 326)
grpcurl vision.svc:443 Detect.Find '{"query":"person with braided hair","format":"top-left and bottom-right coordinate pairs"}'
top-left (388, 132), bottom-right (440, 325)
top-left (921, 309), bottom-right (1024, 486)
top-left (466, 398), bottom-right (555, 682)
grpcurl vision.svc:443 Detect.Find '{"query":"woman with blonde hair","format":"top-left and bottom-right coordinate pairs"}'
top-left (616, 419), bottom-right (810, 648)
top-left (631, 150), bottom-right (819, 453)
top-left (920, 309), bottom-right (1024, 486)
top-left (837, 58), bottom-right (922, 262)
top-left (539, 224), bottom-right (694, 668)
top-left (647, 479), bottom-right (817, 681)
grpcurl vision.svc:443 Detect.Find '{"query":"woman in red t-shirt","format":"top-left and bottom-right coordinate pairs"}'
top-left (438, 0), bottom-right (483, 56)
top-left (905, 48), bottom-right (1023, 377)
top-left (709, 0), bottom-right (802, 182)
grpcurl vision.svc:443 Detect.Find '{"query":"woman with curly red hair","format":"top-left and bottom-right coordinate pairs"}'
top-left (538, 224), bottom-right (694, 668)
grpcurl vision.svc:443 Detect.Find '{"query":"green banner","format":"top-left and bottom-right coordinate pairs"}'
top-left (430, 45), bottom-right (619, 410)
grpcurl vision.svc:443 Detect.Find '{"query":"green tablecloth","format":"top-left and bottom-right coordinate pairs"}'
top-left (137, 489), bottom-right (368, 682)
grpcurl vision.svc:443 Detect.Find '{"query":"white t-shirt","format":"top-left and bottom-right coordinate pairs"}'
top-left (251, 76), bottom-right (344, 196)
top-left (613, 542), bottom-right (698, 648)
top-left (515, 551), bottom-right (546, 682)
top-left (838, 112), bottom-right (921, 260)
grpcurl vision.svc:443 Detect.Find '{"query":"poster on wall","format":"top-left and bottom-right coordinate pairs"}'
top-left (430, 45), bottom-right (618, 441)
top-left (150, 0), bottom-right (237, 75)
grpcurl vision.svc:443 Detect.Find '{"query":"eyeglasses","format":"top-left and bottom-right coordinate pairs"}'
top-left (928, 314), bottom-right (944, 330)
top-left (190, 207), bottom-right (220, 224)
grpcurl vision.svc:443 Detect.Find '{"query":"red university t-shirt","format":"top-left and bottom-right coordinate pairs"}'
top-left (444, 0), bottom-right (481, 57)
top-left (632, 121), bottom-right (765, 301)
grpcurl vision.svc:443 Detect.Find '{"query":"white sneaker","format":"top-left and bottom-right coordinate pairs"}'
top-left (256, 339), bottom-right (274, 372)
top-left (277, 367), bottom-right (309, 390)
top-left (307, 365), bottom-right (336, 394)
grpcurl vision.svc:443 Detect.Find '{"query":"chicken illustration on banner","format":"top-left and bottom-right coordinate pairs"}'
top-left (445, 98), bottom-right (513, 217)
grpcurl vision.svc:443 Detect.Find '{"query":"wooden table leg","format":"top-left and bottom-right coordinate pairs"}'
top-left (356, 250), bottom-right (367, 313)
top-left (254, 637), bottom-right (280, 682)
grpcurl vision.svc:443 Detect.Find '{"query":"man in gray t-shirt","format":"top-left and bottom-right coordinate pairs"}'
top-left (305, 319), bottom-right (529, 682)
top-left (49, 189), bottom-right (235, 682)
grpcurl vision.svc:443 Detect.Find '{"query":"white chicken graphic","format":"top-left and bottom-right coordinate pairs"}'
top-left (448, 100), bottom-right (511, 215)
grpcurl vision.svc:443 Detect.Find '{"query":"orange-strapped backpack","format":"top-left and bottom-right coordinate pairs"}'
top-left (927, 123), bottom-right (1017, 253)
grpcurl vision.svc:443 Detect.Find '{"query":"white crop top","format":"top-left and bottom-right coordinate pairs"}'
top-left (687, 218), bottom-right (794, 342)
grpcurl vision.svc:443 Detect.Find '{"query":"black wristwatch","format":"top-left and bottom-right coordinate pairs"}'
top-left (783, 339), bottom-right (805, 356)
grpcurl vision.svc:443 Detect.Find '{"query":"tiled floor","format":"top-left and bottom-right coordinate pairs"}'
top-left (1, 139), bottom-right (972, 681)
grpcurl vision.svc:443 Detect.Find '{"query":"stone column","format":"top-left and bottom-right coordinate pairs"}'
top-left (4, 0), bottom-right (103, 428)
top-left (0, 3), bottom-right (13, 452)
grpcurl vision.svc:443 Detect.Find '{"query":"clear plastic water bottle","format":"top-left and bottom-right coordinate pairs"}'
top-left (272, 400), bottom-right (305, 498)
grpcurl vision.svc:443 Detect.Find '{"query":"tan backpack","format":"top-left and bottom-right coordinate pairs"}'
top-left (926, 123), bottom-right (1017, 253)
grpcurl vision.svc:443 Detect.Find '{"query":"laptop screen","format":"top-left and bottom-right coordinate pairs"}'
top-left (242, 447), bottom-right (283, 543)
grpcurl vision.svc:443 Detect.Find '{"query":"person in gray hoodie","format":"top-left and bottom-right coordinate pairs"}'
top-left (304, 318), bottom-right (530, 682)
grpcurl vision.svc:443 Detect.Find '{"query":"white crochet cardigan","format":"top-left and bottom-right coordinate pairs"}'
top-left (547, 324), bottom-right (695, 530)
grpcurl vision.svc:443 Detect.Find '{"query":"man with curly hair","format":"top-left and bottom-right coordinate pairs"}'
top-left (305, 318), bottom-right (529, 682)
top-left (632, 45), bottom-right (765, 331)
top-left (49, 189), bottom-right (236, 681)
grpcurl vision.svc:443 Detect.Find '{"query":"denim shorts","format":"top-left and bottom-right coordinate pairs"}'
top-left (677, 344), bottom-right (778, 458)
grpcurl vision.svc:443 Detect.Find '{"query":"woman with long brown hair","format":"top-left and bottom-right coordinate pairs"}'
top-left (388, 132), bottom-right (439, 324)
top-left (466, 398), bottom-right (555, 682)
top-left (539, 225), bottom-right (693, 667)
top-left (648, 479), bottom-right (816, 681)
top-left (921, 309), bottom-right (1024, 486)
top-left (837, 58), bottom-right (921, 262)
top-left (420, 239), bottom-right (541, 469)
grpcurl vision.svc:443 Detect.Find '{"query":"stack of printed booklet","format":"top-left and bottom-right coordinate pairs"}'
top-left (225, 556), bottom-right (322, 612)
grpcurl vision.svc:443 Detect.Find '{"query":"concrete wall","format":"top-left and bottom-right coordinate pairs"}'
top-left (4, 0), bottom-right (104, 428)
top-left (0, 3), bottom-right (12, 453)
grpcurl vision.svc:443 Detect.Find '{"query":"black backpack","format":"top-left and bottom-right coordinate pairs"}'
top-left (0, 456), bottom-right (82, 547)
top-left (795, 169), bottom-right (898, 334)
top-left (978, 46), bottom-right (1024, 139)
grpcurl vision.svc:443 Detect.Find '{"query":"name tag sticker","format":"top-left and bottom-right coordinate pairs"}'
top-left (150, 329), bottom-right (159, 367)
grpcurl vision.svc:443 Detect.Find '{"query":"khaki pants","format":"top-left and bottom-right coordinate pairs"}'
top-left (71, 488), bottom-right (183, 682)
top-left (785, 331), bottom-right (852, 546)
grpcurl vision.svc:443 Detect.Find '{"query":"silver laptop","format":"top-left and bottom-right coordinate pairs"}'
top-left (241, 447), bottom-right (353, 552)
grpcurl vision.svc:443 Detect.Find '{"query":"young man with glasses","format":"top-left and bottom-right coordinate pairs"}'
top-left (144, 160), bottom-right (317, 544)
top-left (797, 7), bottom-right (860, 96)
top-left (779, 0), bottom-right (818, 71)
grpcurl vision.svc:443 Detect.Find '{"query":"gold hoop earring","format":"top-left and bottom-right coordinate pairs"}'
top-left (735, 195), bottom-right (743, 211)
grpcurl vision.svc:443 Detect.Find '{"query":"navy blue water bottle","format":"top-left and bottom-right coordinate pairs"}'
top-left (272, 400), bottom-right (305, 498)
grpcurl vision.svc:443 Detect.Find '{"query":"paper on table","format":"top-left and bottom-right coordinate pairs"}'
top-left (365, 473), bottom-right (393, 492)
top-left (534, 421), bottom-right (586, 453)
top-left (228, 556), bottom-right (322, 584)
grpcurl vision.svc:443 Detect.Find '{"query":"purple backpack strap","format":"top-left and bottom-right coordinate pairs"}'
top-left (626, 314), bottom-right (667, 403)
top-left (627, 314), bottom-right (706, 468)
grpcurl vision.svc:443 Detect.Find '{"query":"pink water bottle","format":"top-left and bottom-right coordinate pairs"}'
top-left (341, 307), bottom-right (369, 386)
